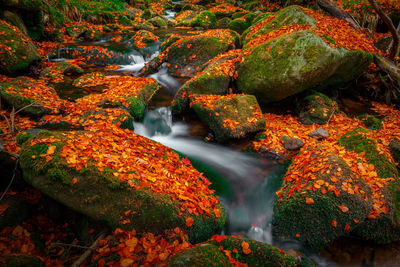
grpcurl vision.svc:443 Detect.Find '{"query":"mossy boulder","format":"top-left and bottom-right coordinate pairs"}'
top-left (338, 127), bottom-right (398, 179)
top-left (273, 151), bottom-right (372, 251)
top-left (19, 131), bottom-right (226, 244)
top-left (41, 61), bottom-right (84, 81)
top-left (180, 10), bottom-right (217, 28)
top-left (2, 0), bottom-right (44, 39)
top-left (0, 77), bottom-right (53, 117)
top-left (228, 18), bottom-right (251, 34)
top-left (130, 30), bottom-right (159, 50)
top-left (217, 17), bottom-right (231, 28)
top-left (0, 21), bottom-right (41, 75)
top-left (166, 30), bottom-right (239, 78)
top-left (191, 95), bottom-right (266, 142)
top-left (160, 34), bottom-right (181, 52)
top-left (165, 244), bottom-right (231, 266)
top-left (338, 128), bottom-right (400, 244)
top-left (1, 10), bottom-right (28, 36)
top-left (171, 54), bottom-right (237, 115)
top-left (175, 10), bottom-right (196, 24)
top-left (117, 14), bottom-right (132, 26)
top-left (148, 16), bottom-right (167, 28)
top-left (358, 114), bottom-right (382, 130)
top-left (207, 236), bottom-right (312, 266)
top-left (298, 92), bottom-right (338, 125)
top-left (242, 6), bottom-right (315, 45)
top-left (236, 30), bottom-right (373, 104)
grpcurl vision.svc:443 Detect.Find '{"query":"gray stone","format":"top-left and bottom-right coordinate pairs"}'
top-left (283, 138), bottom-right (304, 151)
top-left (308, 128), bottom-right (329, 140)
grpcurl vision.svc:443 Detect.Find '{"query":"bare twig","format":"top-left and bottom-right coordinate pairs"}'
top-left (71, 232), bottom-right (106, 267)
top-left (0, 158), bottom-right (19, 201)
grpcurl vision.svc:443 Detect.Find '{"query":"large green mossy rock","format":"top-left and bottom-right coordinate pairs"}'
top-left (166, 244), bottom-right (231, 266)
top-left (1, 0), bottom-right (44, 40)
top-left (1, 10), bottom-right (28, 36)
top-left (242, 6), bottom-right (315, 44)
top-left (0, 77), bottom-right (52, 117)
top-left (191, 95), bottom-right (266, 142)
top-left (338, 128), bottom-right (400, 244)
top-left (207, 236), bottom-right (313, 266)
top-left (178, 10), bottom-right (217, 28)
top-left (228, 18), bottom-right (251, 35)
top-left (19, 131), bottom-right (225, 244)
top-left (166, 30), bottom-right (239, 78)
top-left (148, 16), bottom-right (167, 28)
top-left (171, 54), bottom-right (236, 115)
top-left (298, 92), bottom-right (338, 125)
top-left (273, 152), bottom-right (372, 251)
top-left (236, 30), bottom-right (373, 104)
top-left (0, 22), bottom-right (41, 75)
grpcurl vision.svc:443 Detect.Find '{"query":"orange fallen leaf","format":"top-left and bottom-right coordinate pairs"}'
top-left (339, 205), bottom-right (349, 213)
top-left (332, 219), bottom-right (337, 227)
top-left (305, 197), bottom-right (315, 204)
top-left (186, 217), bottom-right (194, 227)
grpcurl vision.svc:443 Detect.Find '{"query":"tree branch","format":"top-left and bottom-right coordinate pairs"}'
top-left (367, 0), bottom-right (399, 60)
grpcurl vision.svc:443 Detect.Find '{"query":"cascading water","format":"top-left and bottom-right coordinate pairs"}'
top-left (133, 107), bottom-right (280, 244)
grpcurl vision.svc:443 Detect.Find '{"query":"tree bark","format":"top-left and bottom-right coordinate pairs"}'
top-left (367, 0), bottom-right (399, 60)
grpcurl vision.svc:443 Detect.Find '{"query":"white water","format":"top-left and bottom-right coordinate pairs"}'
top-left (164, 10), bottom-right (176, 20)
top-left (118, 49), bottom-right (159, 73)
top-left (133, 107), bottom-right (275, 244)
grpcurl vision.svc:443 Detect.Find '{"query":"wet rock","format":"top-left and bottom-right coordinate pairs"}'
top-left (1, 10), bottom-right (28, 36)
top-left (165, 244), bottom-right (231, 266)
top-left (166, 29), bottom-right (239, 78)
top-left (171, 53), bottom-right (237, 115)
top-left (0, 21), bottom-right (41, 75)
top-left (160, 34), bottom-right (181, 52)
top-left (178, 10), bottom-right (217, 29)
top-left (283, 138), bottom-right (304, 151)
top-left (217, 17), bottom-right (231, 28)
top-left (298, 93), bottom-right (338, 125)
top-left (191, 94), bottom-right (266, 142)
top-left (0, 77), bottom-right (55, 117)
top-left (236, 6), bottom-right (373, 104)
top-left (207, 236), bottom-right (315, 266)
top-left (308, 128), bottom-right (329, 140)
top-left (19, 130), bottom-right (225, 243)
top-left (273, 151), bottom-right (373, 251)
top-left (41, 61), bottom-right (84, 81)
top-left (228, 17), bottom-right (251, 34)
top-left (117, 14), bottom-right (132, 26)
top-left (259, 146), bottom-right (283, 160)
top-left (148, 16), bottom-right (167, 28)
top-left (242, 6), bottom-right (315, 45)
top-left (338, 127), bottom-right (400, 244)
top-left (2, 0), bottom-right (45, 40)
top-left (358, 114), bottom-right (382, 130)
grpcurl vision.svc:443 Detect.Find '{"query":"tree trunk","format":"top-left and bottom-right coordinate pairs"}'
top-left (316, 0), bottom-right (360, 29)
top-left (367, 0), bottom-right (399, 60)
